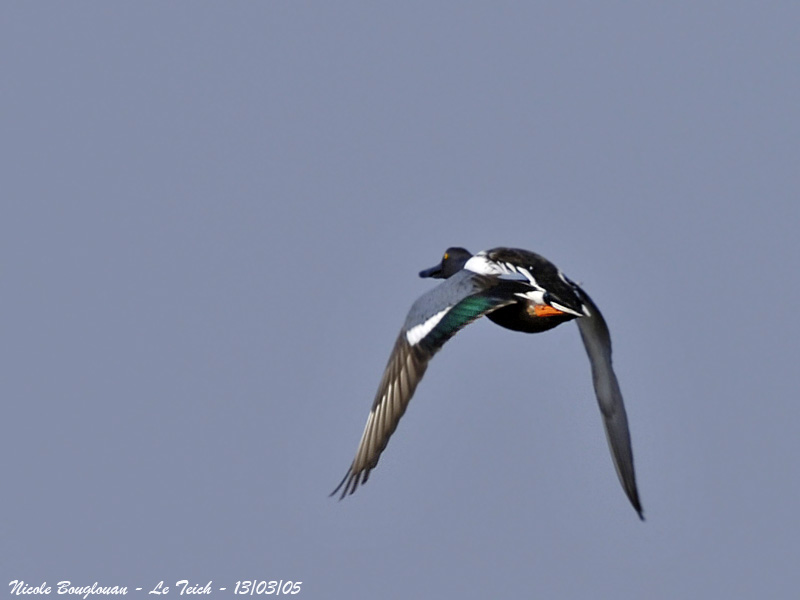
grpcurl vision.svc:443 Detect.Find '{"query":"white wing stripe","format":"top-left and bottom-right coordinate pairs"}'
top-left (464, 254), bottom-right (507, 275)
top-left (405, 307), bottom-right (450, 345)
top-left (514, 290), bottom-right (547, 304)
top-left (548, 300), bottom-right (586, 317)
top-left (465, 255), bottom-right (543, 290)
top-left (514, 265), bottom-right (539, 288)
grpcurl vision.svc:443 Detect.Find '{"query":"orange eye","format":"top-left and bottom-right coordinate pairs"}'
top-left (444, 253), bottom-right (449, 260)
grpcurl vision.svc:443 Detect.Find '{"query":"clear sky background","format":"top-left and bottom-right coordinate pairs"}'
top-left (4, 3), bottom-right (800, 599)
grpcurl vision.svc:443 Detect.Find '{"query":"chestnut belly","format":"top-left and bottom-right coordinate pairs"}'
top-left (487, 302), bottom-right (576, 334)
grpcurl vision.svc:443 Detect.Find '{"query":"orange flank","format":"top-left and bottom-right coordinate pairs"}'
top-left (531, 304), bottom-right (566, 317)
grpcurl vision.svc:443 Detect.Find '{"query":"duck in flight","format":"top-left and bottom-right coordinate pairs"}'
top-left (332, 247), bottom-right (643, 519)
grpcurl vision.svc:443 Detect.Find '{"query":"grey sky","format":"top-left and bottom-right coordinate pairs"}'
top-left (4, 3), bottom-right (800, 598)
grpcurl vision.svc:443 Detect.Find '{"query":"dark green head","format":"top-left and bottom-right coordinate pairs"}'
top-left (419, 247), bottom-right (473, 279)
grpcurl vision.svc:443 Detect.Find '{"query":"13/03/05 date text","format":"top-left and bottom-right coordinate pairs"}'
top-left (233, 582), bottom-right (300, 596)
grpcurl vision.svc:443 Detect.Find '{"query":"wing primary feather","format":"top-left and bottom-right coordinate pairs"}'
top-left (574, 286), bottom-right (644, 519)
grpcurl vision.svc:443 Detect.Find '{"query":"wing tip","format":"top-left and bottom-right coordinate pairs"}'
top-left (634, 504), bottom-right (645, 521)
top-left (624, 478), bottom-right (644, 521)
top-left (630, 490), bottom-right (645, 521)
top-left (632, 496), bottom-right (645, 521)
top-left (329, 470), bottom-right (350, 500)
top-left (330, 465), bottom-right (371, 500)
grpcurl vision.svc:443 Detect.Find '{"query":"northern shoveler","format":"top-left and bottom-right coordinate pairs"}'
top-left (333, 247), bottom-right (643, 519)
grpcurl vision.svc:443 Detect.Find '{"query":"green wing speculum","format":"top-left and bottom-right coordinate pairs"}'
top-left (418, 293), bottom-right (511, 352)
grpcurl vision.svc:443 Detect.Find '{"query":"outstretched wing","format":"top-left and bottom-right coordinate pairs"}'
top-left (574, 285), bottom-right (643, 519)
top-left (332, 272), bottom-right (526, 498)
